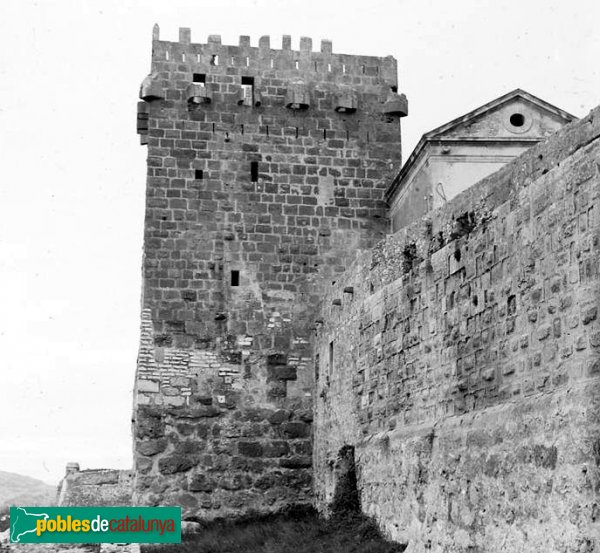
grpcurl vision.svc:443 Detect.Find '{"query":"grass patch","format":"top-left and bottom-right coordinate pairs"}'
top-left (142, 506), bottom-right (405, 553)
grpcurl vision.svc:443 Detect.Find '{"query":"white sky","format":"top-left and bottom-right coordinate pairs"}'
top-left (1, 0), bottom-right (599, 486)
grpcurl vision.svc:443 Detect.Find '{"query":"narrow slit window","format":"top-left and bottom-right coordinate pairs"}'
top-left (270, 59), bottom-right (274, 68)
top-left (329, 341), bottom-right (334, 371)
top-left (231, 270), bottom-right (240, 286)
top-left (246, 56), bottom-right (250, 66)
top-left (327, 63), bottom-right (331, 72)
top-left (197, 54), bottom-right (201, 62)
top-left (295, 60), bottom-right (299, 69)
top-left (250, 161), bottom-right (259, 182)
top-left (165, 51), bottom-right (169, 60)
top-left (182, 53), bottom-right (186, 62)
top-left (195, 169), bottom-right (203, 180)
top-left (342, 63), bottom-right (346, 73)
top-left (193, 73), bottom-right (206, 83)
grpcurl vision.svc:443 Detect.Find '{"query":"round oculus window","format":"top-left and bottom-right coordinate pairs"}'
top-left (503, 109), bottom-right (532, 133)
top-left (510, 113), bottom-right (525, 127)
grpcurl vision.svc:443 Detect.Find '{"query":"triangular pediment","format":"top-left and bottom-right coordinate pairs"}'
top-left (425, 89), bottom-right (576, 141)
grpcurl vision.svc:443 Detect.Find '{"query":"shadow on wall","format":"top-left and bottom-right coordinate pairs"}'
top-left (330, 445), bottom-right (360, 516)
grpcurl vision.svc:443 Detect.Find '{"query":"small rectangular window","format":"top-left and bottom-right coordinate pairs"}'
top-left (231, 270), bottom-right (240, 286)
top-left (195, 169), bottom-right (203, 180)
top-left (241, 76), bottom-right (254, 106)
top-left (210, 54), bottom-right (219, 66)
top-left (193, 73), bottom-right (206, 83)
top-left (250, 161), bottom-right (259, 182)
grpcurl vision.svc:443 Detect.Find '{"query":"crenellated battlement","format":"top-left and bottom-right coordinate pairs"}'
top-left (148, 24), bottom-right (398, 85)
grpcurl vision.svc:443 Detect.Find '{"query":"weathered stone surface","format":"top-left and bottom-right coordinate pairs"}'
top-left (281, 422), bottom-right (310, 439)
top-left (263, 441), bottom-right (290, 457)
top-left (135, 408), bottom-right (164, 439)
top-left (279, 456), bottom-right (312, 469)
top-left (188, 474), bottom-right (216, 493)
top-left (181, 521), bottom-right (202, 534)
top-left (137, 438), bottom-right (167, 457)
top-left (137, 379), bottom-right (160, 393)
top-left (268, 410), bottom-right (291, 425)
top-left (158, 454), bottom-right (199, 475)
top-left (238, 441), bottom-right (263, 457)
top-left (314, 107), bottom-right (600, 551)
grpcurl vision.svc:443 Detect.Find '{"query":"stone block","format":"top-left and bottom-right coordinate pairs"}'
top-left (188, 474), bottom-right (216, 493)
top-left (137, 438), bottom-right (167, 457)
top-left (238, 441), bottom-right (263, 457)
top-left (164, 396), bottom-right (185, 406)
top-left (582, 306), bottom-right (597, 325)
top-left (281, 421), bottom-right (310, 439)
top-left (137, 379), bottom-right (160, 393)
top-left (268, 410), bottom-right (291, 425)
top-left (135, 411), bottom-right (164, 439)
top-left (267, 365), bottom-right (297, 381)
top-left (263, 441), bottom-right (290, 457)
top-left (158, 454), bottom-right (199, 475)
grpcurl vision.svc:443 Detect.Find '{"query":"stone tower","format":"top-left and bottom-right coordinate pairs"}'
top-left (133, 25), bottom-right (407, 518)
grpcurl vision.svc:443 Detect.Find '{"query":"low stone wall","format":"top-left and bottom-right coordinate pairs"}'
top-left (57, 465), bottom-right (133, 507)
top-left (314, 106), bottom-right (600, 551)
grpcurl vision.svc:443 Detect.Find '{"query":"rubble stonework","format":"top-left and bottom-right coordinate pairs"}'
top-left (133, 26), bottom-right (406, 518)
top-left (56, 464), bottom-right (134, 507)
top-left (314, 106), bottom-right (600, 550)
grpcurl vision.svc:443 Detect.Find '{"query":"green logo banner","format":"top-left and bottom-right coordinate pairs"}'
top-left (9, 506), bottom-right (181, 543)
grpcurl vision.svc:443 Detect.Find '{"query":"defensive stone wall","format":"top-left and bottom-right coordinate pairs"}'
top-left (56, 464), bottom-right (134, 507)
top-left (133, 26), bottom-right (406, 519)
top-left (315, 106), bottom-right (600, 551)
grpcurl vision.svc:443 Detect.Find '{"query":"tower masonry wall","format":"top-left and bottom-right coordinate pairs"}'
top-left (314, 106), bottom-right (600, 551)
top-left (133, 27), bottom-right (404, 519)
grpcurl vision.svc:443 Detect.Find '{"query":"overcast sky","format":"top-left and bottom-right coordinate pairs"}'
top-left (1, 0), bottom-right (599, 485)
